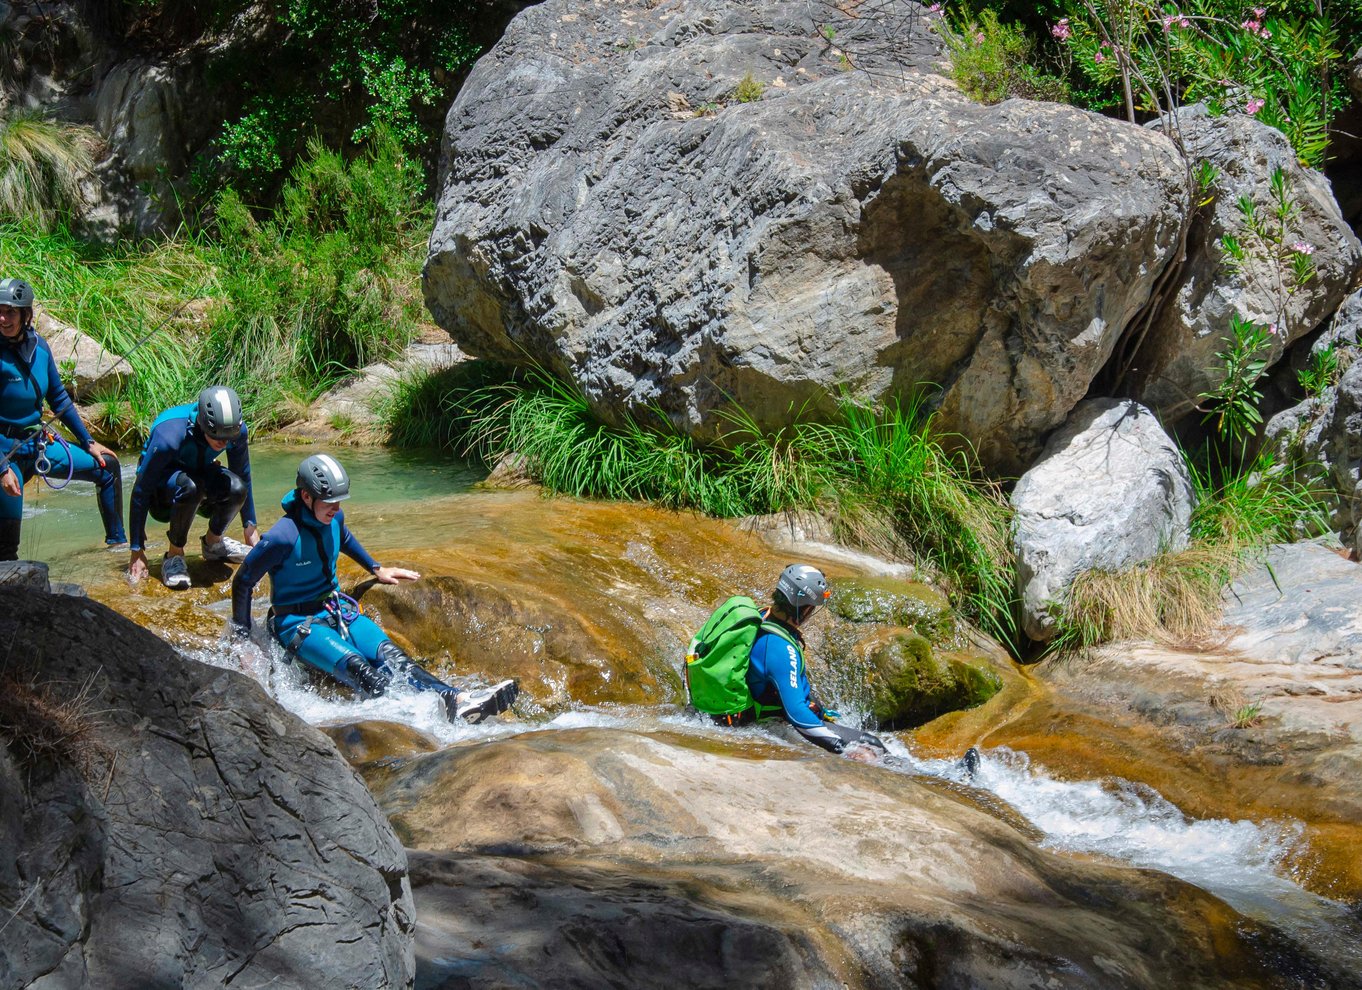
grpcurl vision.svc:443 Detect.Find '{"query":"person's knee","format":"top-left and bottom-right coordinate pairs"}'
top-left (172, 473), bottom-right (200, 503)
top-left (225, 470), bottom-right (246, 502)
top-left (98, 451), bottom-right (121, 477)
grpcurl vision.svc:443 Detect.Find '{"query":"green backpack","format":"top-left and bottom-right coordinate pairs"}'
top-left (685, 596), bottom-right (795, 717)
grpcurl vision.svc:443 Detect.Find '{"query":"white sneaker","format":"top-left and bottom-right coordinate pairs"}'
top-left (161, 554), bottom-right (190, 589)
top-left (202, 534), bottom-right (251, 563)
top-left (452, 679), bottom-right (519, 723)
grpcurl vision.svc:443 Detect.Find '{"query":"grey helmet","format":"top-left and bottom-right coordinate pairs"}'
top-left (776, 564), bottom-right (830, 612)
top-left (196, 385), bottom-right (244, 441)
top-left (0, 278), bottom-right (34, 310)
top-left (297, 453), bottom-right (351, 502)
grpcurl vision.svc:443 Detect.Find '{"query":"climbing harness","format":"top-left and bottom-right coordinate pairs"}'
top-left (277, 591), bottom-right (365, 660)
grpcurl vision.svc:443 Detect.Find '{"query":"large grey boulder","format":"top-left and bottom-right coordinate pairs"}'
top-left (33, 309), bottom-right (131, 402)
top-left (1128, 106), bottom-right (1361, 422)
top-left (1012, 398), bottom-right (1194, 641)
top-left (0, 588), bottom-right (415, 988)
top-left (426, 0), bottom-right (1189, 474)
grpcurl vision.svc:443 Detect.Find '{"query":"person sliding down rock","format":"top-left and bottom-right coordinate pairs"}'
top-left (230, 453), bottom-right (517, 722)
top-left (688, 564), bottom-right (887, 758)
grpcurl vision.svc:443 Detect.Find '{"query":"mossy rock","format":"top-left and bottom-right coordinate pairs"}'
top-left (828, 576), bottom-right (953, 641)
top-left (862, 630), bottom-right (1002, 729)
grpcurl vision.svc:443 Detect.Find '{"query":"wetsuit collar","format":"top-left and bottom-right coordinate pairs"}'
top-left (282, 488), bottom-right (329, 530)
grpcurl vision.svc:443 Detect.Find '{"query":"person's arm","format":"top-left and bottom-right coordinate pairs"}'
top-left (337, 516), bottom-right (418, 585)
top-left (231, 519), bottom-right (295, 634)
top-left (756, 634), bottom-right (850, 754)
top-left (39, 343), bottom-right (94, 449)
top-left (128, 432), bottom-right (176, 554)
top-left (226, 428), bottom-right (257, 536)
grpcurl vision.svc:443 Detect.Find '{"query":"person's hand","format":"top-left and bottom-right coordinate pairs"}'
top-left (373, 565), bottom-right (419, 585)
top-left (243, 523), bottom-right (260, 547)
top-left (0, 468), bottom-right (20, 498)
top-left (128, 550), bottom-right (149, 582)
top-left (86, 440), bottom-right (116, 468)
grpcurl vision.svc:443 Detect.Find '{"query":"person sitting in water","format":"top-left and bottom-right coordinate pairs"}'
top-left (0, 276), bottom-right (125, 560)
top-left (746, 564), bottom-right (886, 756)
top-left (127, 386), bottom-right (258, 588)
top-left (230, 453), bottom-right (518, 722)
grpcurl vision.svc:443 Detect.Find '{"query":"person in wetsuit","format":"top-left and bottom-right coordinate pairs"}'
top-left (128, 386), bottom-right (258, 588)
top-left (748, 564), bottom-right (886, 756)
top-left (230, 453), bottom-right (518, 722)
top-left (0, 277), bottom-right (125, 560)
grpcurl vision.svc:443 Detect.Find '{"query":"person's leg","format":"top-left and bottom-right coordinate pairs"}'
top-left (196, 464), bottom-right (246, 539)
top-left (275, 612), bottom-right (391, 697)
top-left (0, 461), bottom-right (25, 561)
top-left (346, 615), bottom-right (518, 720)
top-left (52, 444), bottom-right (125, 545)
top-left (161, 471), bottom-right (203, 552)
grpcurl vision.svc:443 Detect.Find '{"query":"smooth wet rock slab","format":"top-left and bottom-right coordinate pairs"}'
top-left (376, 725), bottom-right (1315, 989)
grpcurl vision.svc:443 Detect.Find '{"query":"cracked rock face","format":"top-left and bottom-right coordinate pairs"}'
top-left (0, 588), bottom-right (414, 989)
top-left (425, 0), bottom-right (1189, 474)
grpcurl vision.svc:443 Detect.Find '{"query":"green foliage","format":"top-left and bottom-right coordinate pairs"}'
top-left (201, 0), bottom-right (483, 198)
top-left (1052, 0), bottom-right (1347, 167)
top-left (0, 111), bottom-right (96, 232)
top-left (1, 125), bottom-right (431, 434)
top-left (203, 128), bottom-right (429, 425)
top-left (733, 73), bottom-right (768, 103)
top-left (940, 8), bottom-right (1069, 103)
top-left (1187, 448), bottom-right (1330, 549)
top-left (1199, 314), bottom-right (1271, 442)
top-left (1298, 345), bottom-right (1340, 397)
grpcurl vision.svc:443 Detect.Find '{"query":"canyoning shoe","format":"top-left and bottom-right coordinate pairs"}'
top-left (959, 746), bottom-right (982, 779)
top-left (451, 679), bottom-right (519, 723)
top-left (161, 553), bottom-right (191, 590)
top-left (202, 534), bottom-right (252, 563)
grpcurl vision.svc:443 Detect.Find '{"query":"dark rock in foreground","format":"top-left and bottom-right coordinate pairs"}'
top-left (0, 587), bottom-right (414, 989)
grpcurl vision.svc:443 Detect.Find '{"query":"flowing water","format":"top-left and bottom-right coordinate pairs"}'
top-left (27, 442), bottom-right (1362, 974)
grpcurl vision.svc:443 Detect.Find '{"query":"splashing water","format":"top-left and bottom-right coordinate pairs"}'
top-left (882, 737), bottom-right (1362, 951)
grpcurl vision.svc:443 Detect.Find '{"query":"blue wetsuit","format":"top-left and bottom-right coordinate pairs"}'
top-left (128, 402), bottom-right (256, 552)
top-left (0, 329), bottom-right (125, 556)
top-left (231, 491), bottom-right (457, 702)
top-left (748, 616), bottom-right (879, 754)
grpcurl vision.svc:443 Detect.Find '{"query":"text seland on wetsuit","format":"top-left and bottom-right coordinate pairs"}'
top-left (127, 402), bottom-right (256, 552)
top-left (0, 330), bottom-right (124, 549)
top-left (747, 618), bottom-right (861, 754)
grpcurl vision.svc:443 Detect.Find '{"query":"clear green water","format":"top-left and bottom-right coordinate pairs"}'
top-left (17, 442), bottom-right (479, 578)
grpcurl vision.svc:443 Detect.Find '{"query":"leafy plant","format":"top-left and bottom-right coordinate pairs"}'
top-left (733, 73), bottom-right (768, 103)
top-left (1230, 700), bottom-right (1264, 728)
top-left (1199, 313), bottom-right (1271, 442)
top-left (1298, 345), bottom-right (1340, 398)
top-left (1050, 1), bottom-right (1346, 167)
top-left (940, 8), bottom-right (1069, 103)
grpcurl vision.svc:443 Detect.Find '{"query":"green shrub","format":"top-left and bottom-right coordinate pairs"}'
top-left (733, 73), bottom-right (767, 103)
top-left (940, 9), bottom-right (1069, 104)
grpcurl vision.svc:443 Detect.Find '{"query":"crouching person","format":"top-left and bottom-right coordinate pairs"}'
top-left (230, 453), bottom-right (517, 722)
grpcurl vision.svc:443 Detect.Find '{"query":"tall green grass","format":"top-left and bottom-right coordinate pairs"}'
top-left (383, 366), bottom-right (1018, 643)
top-left (0, 110), bottom-right (96, 232)
top-left (1, 126), bottom-right (432, 434)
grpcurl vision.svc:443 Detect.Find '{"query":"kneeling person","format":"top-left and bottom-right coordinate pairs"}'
top-left (230, 453), bottom-right (517, 722)
top-left (128, 386), bottom-right (258, 588)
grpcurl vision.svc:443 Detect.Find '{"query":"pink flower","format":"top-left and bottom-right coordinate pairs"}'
top-left (928, 3), bottom-right (941, 11)
top-left (1051, 18), bottom-right (1071, 40)
top-left (1292, 241), bottom-right (1315, 255)
top-left (1253, 7), bottom-right (1265, 17)
top-left (975, 31), bottom-right (985, 44)
top-left (1241, 18), bottom-right (1260, 32)
top-left (1161, 14), bottom-right (1190, 31)
top-left (1268, 323), bottom-right (1279, 336)
top-left (1245, 97), bottom-right (1265, 115)
top-left (1094, 50), bottom-right (1105, 63)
